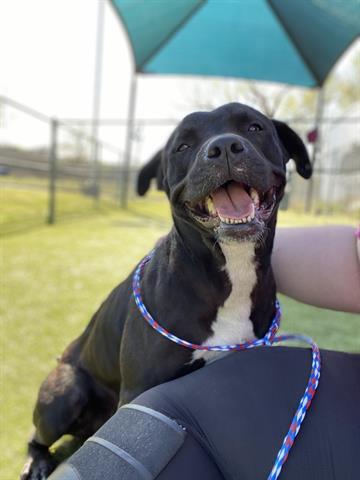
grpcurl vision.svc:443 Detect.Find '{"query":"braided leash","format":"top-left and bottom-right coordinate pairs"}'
top-left (132, 251), bottom-right (321, 480)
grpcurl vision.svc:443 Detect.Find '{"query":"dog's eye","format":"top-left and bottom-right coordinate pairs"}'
top-left (248, 123), bottom-right (263, 132)
top-left (177, 143), bottom-right (190, 152)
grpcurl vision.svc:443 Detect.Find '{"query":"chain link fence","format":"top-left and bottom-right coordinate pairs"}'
top-left (285, 115), bottom-right (360, 216)
top-left (0, 96), bottom-right (140, 234)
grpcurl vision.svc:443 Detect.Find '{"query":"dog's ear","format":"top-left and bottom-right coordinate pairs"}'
top-left (137, 149), bottom-right (164, 196)
top-left (272, 120), bottom-right (312, 179)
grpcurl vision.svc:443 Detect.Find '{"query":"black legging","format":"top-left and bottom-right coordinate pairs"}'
top-left (50, 347), bottom-right (360, 480)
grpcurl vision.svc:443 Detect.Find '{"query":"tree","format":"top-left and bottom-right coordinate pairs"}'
top-left (178, 77), bottom-right (291, 118)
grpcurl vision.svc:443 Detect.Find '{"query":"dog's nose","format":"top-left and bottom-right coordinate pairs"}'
top-left (206, 135), bottom-right (244, 160)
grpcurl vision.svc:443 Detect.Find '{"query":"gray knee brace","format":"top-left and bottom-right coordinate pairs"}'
top-left (49, 404), bottom-right (186, 480)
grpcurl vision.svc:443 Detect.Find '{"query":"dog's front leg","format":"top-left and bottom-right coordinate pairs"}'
top-left (118, 355), bottom-right (167, 407)
top-left (20, 431), bottom-right (58, 480)
top-left (20, 362), bottom-right (95, 480)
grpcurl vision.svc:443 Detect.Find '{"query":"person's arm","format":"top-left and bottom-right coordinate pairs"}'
top-left (272, 225), bottom-right (360, 313)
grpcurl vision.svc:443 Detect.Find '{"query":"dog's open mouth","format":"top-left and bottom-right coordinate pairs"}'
top-left (186, 181), bottom-right (279, 232)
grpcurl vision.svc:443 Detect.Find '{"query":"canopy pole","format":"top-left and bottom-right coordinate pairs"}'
top-left (121, 74), bottom-right (137, 208)
top-left (305, 87), bottom-right (325, 213)
top-left (90, 0), bottom-right (105, 203)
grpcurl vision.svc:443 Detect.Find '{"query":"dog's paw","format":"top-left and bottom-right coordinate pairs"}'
top-left (20, 454), bottom-right (57, 480)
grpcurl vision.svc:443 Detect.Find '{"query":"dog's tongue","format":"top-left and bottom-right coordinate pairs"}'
top-left (211, 182), bottom-right (253, 220)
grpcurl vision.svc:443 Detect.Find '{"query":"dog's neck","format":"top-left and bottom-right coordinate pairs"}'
top-left (139, 216), bottom-right (277, 368)
top-left (169, 214), bottom-right (278, 339)
top-left (171, 215), bottom-right (223, 264)
top-left (192, 239), bottom-right (257, 362)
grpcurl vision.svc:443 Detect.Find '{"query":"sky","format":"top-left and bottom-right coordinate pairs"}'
top-left (0, 0), bottom-right (359, 165)
top-left (0, 0), bottom-right (195, 161)
top-left (0, 0), bottom-right (130, 118)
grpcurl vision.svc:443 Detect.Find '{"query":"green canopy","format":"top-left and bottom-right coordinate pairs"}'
top-left (113, 0), bottom-right (359, 87)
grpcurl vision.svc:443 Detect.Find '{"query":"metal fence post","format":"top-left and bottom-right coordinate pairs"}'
top-left (90, 138), bottom-right (101, 203)
top-left (121, 75), bottom-right (137, 209)
top-left (48, 118), bottom-right (58, 224)
top-left (95, 141), bottom-right (101, 205)
top-left (91, 0), bottom-right (105, 205)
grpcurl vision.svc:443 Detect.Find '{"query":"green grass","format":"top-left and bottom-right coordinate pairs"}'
top-left (0, 175), bottom-right (123, 235)
top-left (1, 186), bottom-right (359, 479)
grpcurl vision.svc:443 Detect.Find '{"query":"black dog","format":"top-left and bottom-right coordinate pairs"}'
top-left (21, 103), bottom-right (311, 479)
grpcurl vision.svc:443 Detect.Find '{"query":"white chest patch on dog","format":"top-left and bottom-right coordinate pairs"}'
top-left (192, 241), bottom-right (257, 363)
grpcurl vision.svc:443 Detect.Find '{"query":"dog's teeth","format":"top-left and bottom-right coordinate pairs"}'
top-left (204, 197), bottom-right (209, 213)
top-left (250, 188), bottom-right (260, 206)
top-left (206, 196), bottom-right (216, 215)
top-left (219, 215), bottom-right (257, 225)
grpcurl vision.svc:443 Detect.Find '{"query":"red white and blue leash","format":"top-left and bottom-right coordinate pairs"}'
top-left (132, 251), bottom-right (321, 480)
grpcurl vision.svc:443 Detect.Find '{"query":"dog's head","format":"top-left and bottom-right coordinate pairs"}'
top-left (138, 103), bottom-right (311, 243)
